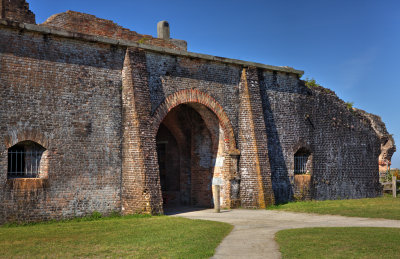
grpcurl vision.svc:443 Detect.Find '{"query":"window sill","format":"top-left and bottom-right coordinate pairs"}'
top-left (6, 178), bottom-right (49, 190)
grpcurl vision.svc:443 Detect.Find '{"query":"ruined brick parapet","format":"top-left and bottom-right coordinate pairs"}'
top-left (355, 109), bottom-right (396, 170)
top-left (42, 11), bottom-right (186, 51)
top-left (307, 84), bottom-right (382, 200)
top-left (0, 0), bottom-right (35, 24)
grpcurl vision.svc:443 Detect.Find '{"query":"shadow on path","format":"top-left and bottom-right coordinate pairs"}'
top-left (163, 206), bottom-right (211, 216)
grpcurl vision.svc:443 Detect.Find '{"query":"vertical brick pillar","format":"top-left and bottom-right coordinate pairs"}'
top-left (121, 48), bottom-right (163, 215)
top-left (238, 67), bottom-right (275, 208)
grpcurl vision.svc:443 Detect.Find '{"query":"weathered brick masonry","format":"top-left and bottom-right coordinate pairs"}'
top-left (0, 0), bottom-right (35, 24)
top-left (0, 23), bottom-right (125, 222)
top-left (0, 1), bottom-right (395, 222)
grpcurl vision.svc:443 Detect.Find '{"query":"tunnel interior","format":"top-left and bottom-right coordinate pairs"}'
top-left (156, 103), bottom-right (229, 208)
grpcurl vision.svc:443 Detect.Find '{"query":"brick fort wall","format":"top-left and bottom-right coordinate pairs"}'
top-left (0, 0), bottom-right (392, 222)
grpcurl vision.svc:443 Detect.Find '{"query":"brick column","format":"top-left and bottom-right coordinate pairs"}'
top-left (121, 48), bottom-right (163, 214)
top-left (238, 67), bottom-right (275, 208)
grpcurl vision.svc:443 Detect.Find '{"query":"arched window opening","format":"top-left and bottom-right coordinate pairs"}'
top-left (294, 148), bottom-right (311, 175)
top-left (7, 141), bottom-right (46, 178)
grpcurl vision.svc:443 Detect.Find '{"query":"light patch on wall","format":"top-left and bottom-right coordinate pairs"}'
top-left (212, 177), bottom-right (223, 186)
top-left (213, 157), bottom-right (224, 167)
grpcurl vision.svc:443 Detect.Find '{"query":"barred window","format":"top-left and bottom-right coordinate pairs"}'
top-left (294, 148), bottom-right (311, 174)
top-left (7, 141), bottom-right (46, 178)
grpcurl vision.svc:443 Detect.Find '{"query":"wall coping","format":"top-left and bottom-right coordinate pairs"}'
top-left (0, 19), bottom-right (304, 76)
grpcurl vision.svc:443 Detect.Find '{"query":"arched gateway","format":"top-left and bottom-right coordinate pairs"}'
top-left (152, 89), bottom-right (240, 209)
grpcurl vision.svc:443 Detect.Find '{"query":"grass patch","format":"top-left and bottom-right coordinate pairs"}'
top-left (276, 227), bottom-right (400, 259)
top-left (268, 195), bottom-right (400, 220)
top-left (0, 215), bottom-right (232, 258)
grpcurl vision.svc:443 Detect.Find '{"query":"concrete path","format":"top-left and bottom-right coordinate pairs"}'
top-left (170, 209), bottom-right (400, 259)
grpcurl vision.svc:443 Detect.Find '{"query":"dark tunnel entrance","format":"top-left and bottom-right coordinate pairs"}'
top-left (156, 103), bottom-right (219, 208)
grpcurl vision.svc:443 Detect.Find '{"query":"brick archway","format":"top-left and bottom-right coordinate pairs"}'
top-left (152, 89), bottom-right (237, 152)
top-left (152, 89), bottom-right (239, 208)
top-left (4, 129), bottom-right (50, 149)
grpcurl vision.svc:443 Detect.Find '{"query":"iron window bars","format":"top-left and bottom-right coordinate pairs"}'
top-left (294, 155), bottom-right (309, 174)
top-left (8, 146), bottom-right (44, 178)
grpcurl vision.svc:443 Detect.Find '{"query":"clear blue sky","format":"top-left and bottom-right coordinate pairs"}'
top-left (29, 0), bottom-right (400, 168)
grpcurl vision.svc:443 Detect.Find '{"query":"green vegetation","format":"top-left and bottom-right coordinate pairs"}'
top-left (268, 195), bottom-right (400, 220)
top-left (0, 214), bottom-right (232, 258)
top-left (303, 77), bottom-right (334, 94)
top-left (276, 227), bottom-right (400, 259)
top-left (271, 197), bottom-right (400, 258)
top-left (381, 168), bottom-right (399, 183)
top-left (390, 168), bottom-right (400, 178)
top-left (138, 37), bottom-right (151, 44)
top-left (345, 101), bottom-right (354, 110)
top-left (304, 77), bottom-right (320, 88)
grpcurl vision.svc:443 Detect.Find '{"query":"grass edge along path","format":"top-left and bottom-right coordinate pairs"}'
top-left (268, 195), bottom-right (400, 220)
top-left (0, 214), bottom-right (233, 258)
top-left (275, 227), bottom-right (400, 259)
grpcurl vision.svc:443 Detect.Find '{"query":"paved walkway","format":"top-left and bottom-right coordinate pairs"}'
top-left (170, 209), bottom-right (400, 259)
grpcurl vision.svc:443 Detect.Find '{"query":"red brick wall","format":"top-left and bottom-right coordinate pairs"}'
top-left (42, 11), bottom-right (185, 51)
top-left (0, 9), bottom-right (386, 222)
top-left (151, 89), bottom-right (237, 152)
top-left (0, 26), bottom-right (124, 223)
top-left (121, 48), bottom-right (163, 215)
top-left (0, 0), bottom-right (35, 23)
top-left (238, 68), bottom-right (275, 208)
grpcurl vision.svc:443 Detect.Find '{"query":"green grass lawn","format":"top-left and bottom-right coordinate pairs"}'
top-left (0, 215), bottom-right (232, 258)
top-left (276, 227), bottom-right (400, 259)
top-left (268, 195), bottom-right (400, 220)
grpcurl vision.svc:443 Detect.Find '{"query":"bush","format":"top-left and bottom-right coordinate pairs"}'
top-left (345, 102), bottom-right (354, 110)
top-left (304, 78), bottom-right (320, 88)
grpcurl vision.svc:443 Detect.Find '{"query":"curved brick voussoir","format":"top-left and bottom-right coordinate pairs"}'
top-left (152, 89), bottom-right (237, 152)
top-left (4, 129), bottom-right (50, 149)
